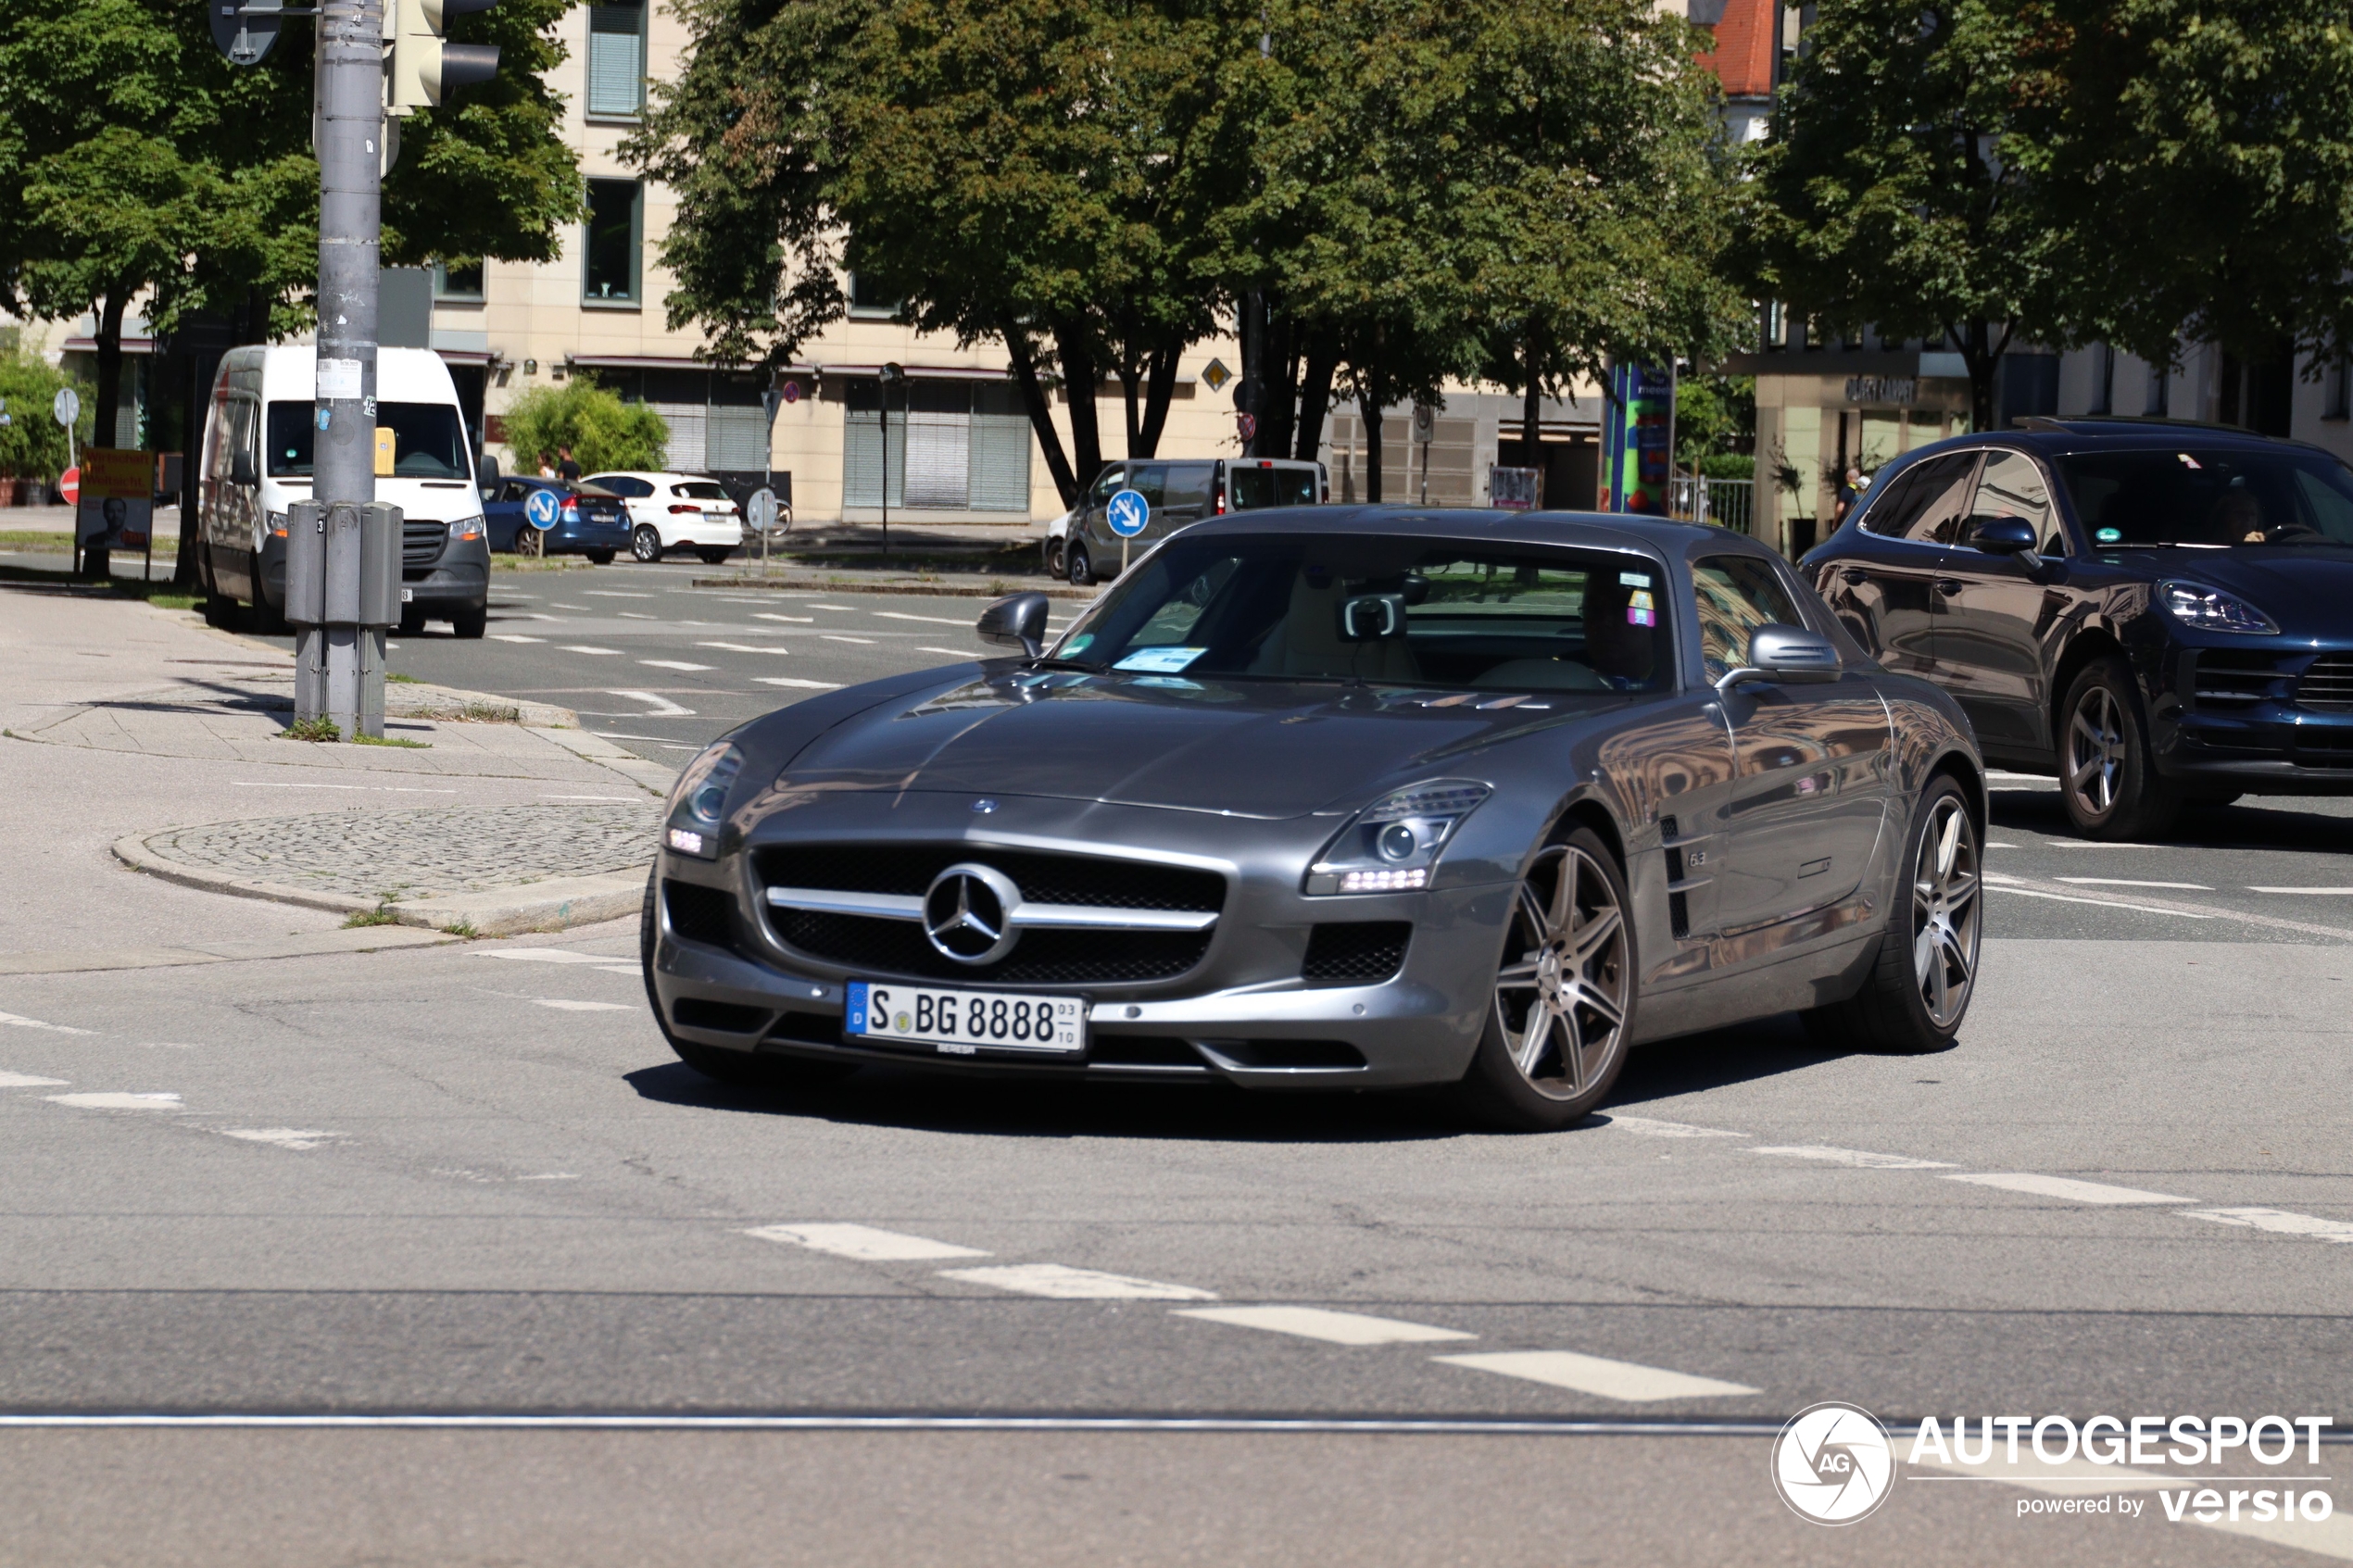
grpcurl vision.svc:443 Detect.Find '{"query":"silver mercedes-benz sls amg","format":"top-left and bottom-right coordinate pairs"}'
top-left (642, 508), bottom-right (1985, 1130)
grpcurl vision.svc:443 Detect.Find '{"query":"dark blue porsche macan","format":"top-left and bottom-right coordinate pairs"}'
top-left (1803, 417), bottom-right (2353, 838)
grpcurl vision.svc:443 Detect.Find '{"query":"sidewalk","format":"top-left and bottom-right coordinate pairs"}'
top-left (0, 577), bottom-right (679, 966)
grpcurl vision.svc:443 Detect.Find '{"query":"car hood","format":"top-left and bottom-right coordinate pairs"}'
top-left (2104, 546), bottom-right (2353, 632)
top-left (772, 670), bottom-right (1632, 819)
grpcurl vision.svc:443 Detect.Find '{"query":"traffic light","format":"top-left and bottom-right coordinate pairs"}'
top-left (389, 0), bottom-right (500, 114)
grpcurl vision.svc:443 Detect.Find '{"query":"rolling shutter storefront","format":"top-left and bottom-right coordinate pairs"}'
top-left (844, 379), bottom-right (1031, 512)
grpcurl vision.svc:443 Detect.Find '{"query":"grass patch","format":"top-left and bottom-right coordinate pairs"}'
top-left (385, 672), bottom-right (420, 684)
top-left (343, 906), bottom-right (400, 928)
top-left (0, 531), bottom-right (72, 551)
top-left (444, 919), bottom-right (480, 938)
top-left (491, 558), bottom-right (597, 575)
top-left (456, 700), bottom-right (520, 723)
top-left (351, 732), bottom-right (428, 748)
top-left (282, 716), bottom-right (342, 743)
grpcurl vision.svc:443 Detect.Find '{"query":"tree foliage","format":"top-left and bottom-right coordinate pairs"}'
top-left (499, 381), bottom-right (672, 473)
top-left (0, 351), bottom-right (90, 479)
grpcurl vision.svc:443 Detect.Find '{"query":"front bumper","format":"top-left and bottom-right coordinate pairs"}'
top-left (2152, 645), bottom-right (2353, 792)
top-left (403, 536), bottom-right (491, 608)
top-left (645, 796), bottom-right (1506, 1090)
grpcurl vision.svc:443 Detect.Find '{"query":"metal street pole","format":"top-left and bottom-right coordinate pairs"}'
top-left (306, 0), bottom-right (382, 734)
top-left (878, 362), bottom-right (902, 559)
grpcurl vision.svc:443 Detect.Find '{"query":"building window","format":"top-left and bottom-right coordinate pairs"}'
top-left (582, 179), bottom-right (641, 305)
top-left (585, 0), bottom-right (646, 118)
top-left (1758, 301), bottom-right (1784, 352)
top-left (847, 272), bottom-right (900, 320)
top-left (2090, 343), bottom-right (2114, 414)
top-left (434, 259), bottom-right (484, 302)
top-left (2326, 358), bottom-right (2352, 422)
top-left (2145, 361), bottom-right (2170, 417)
top-left (843, 379), bottom-right (1031, 512)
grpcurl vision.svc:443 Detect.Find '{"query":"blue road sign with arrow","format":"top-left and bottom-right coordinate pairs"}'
top-left (1106, 488), bottom-right (1150, 538)
top-left (524, 487), bottom-right (561, 528)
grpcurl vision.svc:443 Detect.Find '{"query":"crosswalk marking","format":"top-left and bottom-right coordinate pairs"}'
top-left (1175, 1305), bottom-right (1473, 1346)
top-left (1434, 1350), bottom-right (1759, 1402)
top-left (532, 999), bottom-right (632, 1012)
top-left (1750, 1145), bottom-right (1957, 1170)
top-left (1607, 1114), bottom-right (1745, 1138)
top-left (220, 1128), bottom-right (340, 1150)
top-left (754, 676), bottom-right (843, 690)
top-left (1943, 1173), bottom-right (2194, 1205)
top-left (941, 1263), bottom-right (1214, 1301)
top-left (2181, 1206), bottom-right (2353, 1242)
top-left (46, 1093), bottom-right (182, 1110)
top-left (0, 1072), bottom-right (69, 1088)
top-left (746, 1223), bottom-right (989, 1261)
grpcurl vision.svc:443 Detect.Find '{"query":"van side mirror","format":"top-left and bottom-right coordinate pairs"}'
top-left (1717, 623), bottom-right (1842, 693)
top-left (230, 450), bottom-right (257, 488)
top-left (977, 591), bottom-right (1051, 659)
top-left (479, 452), bottom-right (500, 483)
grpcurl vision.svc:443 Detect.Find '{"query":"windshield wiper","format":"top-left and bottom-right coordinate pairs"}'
top-left (1026, 657), bottom-right (1101, 672)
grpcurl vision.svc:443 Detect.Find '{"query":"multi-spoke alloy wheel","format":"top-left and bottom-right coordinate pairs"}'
top-left (1911, 795), bottom-right (1980, 1030)
top-left (517, 525), bottom-right (547, 558)
top-left (1491, 842), bottom-right (1630, 1103)
top-left (2065, 684), bottom-right (2123, 820)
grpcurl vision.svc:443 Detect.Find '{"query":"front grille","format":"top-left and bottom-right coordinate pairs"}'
top-left (766, 909), bottom-right (1210, 985)
top-left (1302, 922), bottom-right (1411, 984)
top-left (758, 846), bottom-right (1224, 913)
top-left (2294, 727), bottom-right (2353, 767)
top-left (2197, 650), bottom-right (2289, 709)
top-left (403, 520), bottom-right (445, 567)
top-left (2297, 654), bottom-right (2353, 712)
top-left (664, 879), bottom-right (738, 950)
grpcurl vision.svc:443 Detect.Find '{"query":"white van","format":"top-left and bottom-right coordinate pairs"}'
top-left (196, 346), bottom-right (491, 637)
top-left (1053, 457), bottom-right (1327, 583)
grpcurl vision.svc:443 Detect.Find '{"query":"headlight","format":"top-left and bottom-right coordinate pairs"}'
top-left (2158, 580), bottom-right (2278, 634)
top-left (447, 516), bottom-right (484, 542)
top-left (663, 742), bottom-right (742, 858)
top-left (267, 511), bottom-right (289, 539)
top-left (1305, 779), bottom-right (1491, 896)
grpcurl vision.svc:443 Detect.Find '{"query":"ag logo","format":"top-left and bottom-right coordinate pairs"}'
top-left (1771, 1401), bottom-right (1894, 1525)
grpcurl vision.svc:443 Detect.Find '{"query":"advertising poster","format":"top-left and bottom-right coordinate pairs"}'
top-left (1604, 364), bottom-right (1675, 514)
top-left (74, 448), bottom-right (154, 550)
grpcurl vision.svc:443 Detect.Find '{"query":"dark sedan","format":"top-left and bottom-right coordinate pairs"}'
top-left (642, 509), bottom-right (1986, 1130)
top-left (1804, 418), bottom-right (2353, 839)
top-left (478, 475), bottom-right (631, 562)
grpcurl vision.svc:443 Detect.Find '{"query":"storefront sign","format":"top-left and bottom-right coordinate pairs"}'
top-left (1845, 376), bottom-right (1917, 405)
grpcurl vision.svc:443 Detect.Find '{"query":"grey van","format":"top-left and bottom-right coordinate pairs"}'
top-left (1060, 457), bottom-right (1326, 583)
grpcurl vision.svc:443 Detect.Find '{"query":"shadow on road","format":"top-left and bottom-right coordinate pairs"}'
top-left (1989, 782), bottom-right (2353, 853)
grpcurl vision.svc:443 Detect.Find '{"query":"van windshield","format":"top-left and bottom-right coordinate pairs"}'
top-left (266, 402), bottom-right (472, 480)
top-left (1229, 465), bottom-right (1317, 509)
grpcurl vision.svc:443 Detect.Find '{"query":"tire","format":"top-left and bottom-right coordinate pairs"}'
top-left (398, 605), bottom-right (427, 636)
top-left (697, 547), bottom-right (734, 566)
top-left (2186, 790), bottom-right (2243, 808)
top-left (254, 590), bottom-right (289, 636)
top-left (2057, 656), bottom-right (2180, 839)
top-left (1066, 544), bottom-right (1094, 586)
top-left (1453, 824), bottom-right (1636, 1132)
top-left (637, 869), bottom-right (854, 1093)
top-left (1804, 774), bottom-right (1982, 1054)
top-left (1045, 540), bottom-right (1067, 580)
top-left (450, 604), bottom-right (488, 640)
top-left (631, 525), bottom-right (664, 563)
top-left (515, 525), bottom-right (546, 558)
top-left (585, 550), bottom-right (616, 566)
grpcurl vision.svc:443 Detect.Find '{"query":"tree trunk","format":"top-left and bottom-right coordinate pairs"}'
top-left (1257, 308), bottom-right (1297, 459)
top-left (1116, 361), bottom-right (1143, 457)
top-left (1001, 321), bottom-right (1080, 509)
top-left (1358, 367), bottom-right (1388, 505)
top-left (1521, 337), bottom-right (1542, 457)
top-left (1136, 337), bottom-right (1180, 458)
top-left (1950, 320), bottom-right (2012, 433)
top-left (93, 290), bottom-right (127, 454)
top-left (1292, 332), bottom-right (1337, 465)
top-left (1051, 316), bottom-right (1104, 495)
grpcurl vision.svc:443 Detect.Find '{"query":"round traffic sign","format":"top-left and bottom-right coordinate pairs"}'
top-left (747, 487), bottom-right (779, 532)
top-left (59, 466), bottom-right (79, 506)
top-left (54, 387), bottom-right (81, 428)
top-left (1105, 487), bottom-right (1150, 538)
top-left (524, 486), bottom-right (562, 528)
top-left (1236, 411), bottom-right (1257, 442)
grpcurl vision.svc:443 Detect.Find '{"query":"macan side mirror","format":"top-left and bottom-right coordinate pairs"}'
top-left (1717, 623), bottom-right (1843, 693)
top-left (1969, 514), bottom-right (2039, 556)
top-left (977, 591), bottom-right (1051, 659)
top-left (230, 450), bottom-right (257, 487)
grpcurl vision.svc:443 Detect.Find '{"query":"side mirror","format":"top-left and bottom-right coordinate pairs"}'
top-left (1717, 623), bottom-right (1843, 693)
top-left (1969, 514), bottom-right (2039, 556)
top-left (230, 450), bottom-right (257, 487)
top-left (479, 452), bottom-right (500, 483)
top-left (977, 591), bottom-right (1051, 659)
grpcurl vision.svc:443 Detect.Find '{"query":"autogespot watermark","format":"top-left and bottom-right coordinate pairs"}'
top-left (1772, 1406), bottom-right (2338, 1528)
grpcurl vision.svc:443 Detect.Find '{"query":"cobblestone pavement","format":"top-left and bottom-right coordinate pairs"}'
top-left (138, 804), bottom-right (660, 902)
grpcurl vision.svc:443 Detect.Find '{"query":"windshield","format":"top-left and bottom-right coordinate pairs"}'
top-left (1229, 465), bottom-right (1318, 509)
top-left (1051, 535), bottom-right (1671, 693)
top-left (266, 401), bottom-right (472, 480)
top-left (2059, 448), bottom-right (2353, 547)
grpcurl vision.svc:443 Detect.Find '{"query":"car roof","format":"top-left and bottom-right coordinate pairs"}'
top-left (1885, 417), bottom-right (2320, 469)
top-left (1178, 505), bottom-right (1774, 563)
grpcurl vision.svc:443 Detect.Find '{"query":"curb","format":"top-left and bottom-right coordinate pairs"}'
top-left (111, 829), bottom-right (648, 937)
top-left (692, 575), bottom-right (1099, 602)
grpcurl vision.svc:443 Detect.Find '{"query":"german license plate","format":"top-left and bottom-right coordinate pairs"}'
top-left (844, 981), bottom-right (1085, 1056)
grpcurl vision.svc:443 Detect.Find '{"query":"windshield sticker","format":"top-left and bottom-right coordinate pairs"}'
top-left (1627, 606), bottom-right (1656, 627)
top-left (1629, 589), bottom-right (1655, 611)
top-left (2096, 527), bottom-right (2122, 544)
top-left (1113, 646), bottom-right (1208, 674)
top-left (2177, 453), bottom-right (2202, 469)
top-left (1619, 571), bottom-right (1652, 587)
top-left (1063, 633), bottom-right (1094, 657)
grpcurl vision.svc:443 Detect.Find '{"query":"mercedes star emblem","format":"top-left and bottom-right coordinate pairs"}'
top-left (923, 862), bottom-right (1024, 965)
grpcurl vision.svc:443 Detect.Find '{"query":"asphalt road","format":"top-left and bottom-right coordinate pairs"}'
top-left (11, 558), bottom-right (2353, 1564)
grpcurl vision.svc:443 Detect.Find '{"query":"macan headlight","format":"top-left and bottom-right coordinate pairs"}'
top-left (1305, 779), bottom-right (1492, 896)
top-left (2158, 580), bottom-right (2279, 634)
top-left (663, 742), bottom-right (742, 858)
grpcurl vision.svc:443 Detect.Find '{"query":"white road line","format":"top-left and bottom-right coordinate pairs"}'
top-left (0, 1011), bottom-right (93, 1035)
top-left (806, 604), bottom-right (855, 611)
top-left (2039, 840), bottom-right (2169, 850)
top-left (638, 659), bottom-right (713, 671)
top-left (751, 613), bottom-right (813, 623)
top-left (590, 732), bottom-right (677, 742)
top-left (2055, 877), bottom-right (2214, 890)
top-left (596, 965), bottom-right (639, 975)
top-left (1749, 1145), bottom-right (1957, 1170)
top-left (2248, 885), bottom-right (2353, 896)
top-left (561, 645), bottom-right (623, 656)
top-left (1943, 1173), bottom-right (2195, 1205)
top-left (696, 642), bottom-right (792, 654)
top-left (745, 1223), bottom-right (988, 1261)
top-left (584, 590), bottom-right (654, 597)
top-left (490, 633), bottom-right (546, 643)
top-left (46, 1093), bottom-right (181, 1110)
top-left (550, 603), bottom-right (588, 609)
top-left (822, 634), bottom-right (876, 645)
top-left (755, 676), bottom-right (843, 690)
top-left (1985, 840), bottom-right (2020, 847)
top-left (940, 1263), bottom-right (1216, 1301)
top-left (606, 689), bottom-right (693, 717)
top-left (477, 949), bottom-right (623, 965)
top-left (920, 646), bottom-right (980, 658)
top-left (618, 611), bottom-right (658, 621)
top-left (2182, 1207), bottom-right (2353, 1243)
top-left (1175, 1305), bottom-right (1474, 1346)
top-left (873, 610), bottom-right (983, 627)
top-left (1606, 1114), bottom-right (1746, 1138)
top-left (540, 795), bottom-right (638, 801)
top-left (1982, 872), bottom-right (2024, 884)
top-left (220, 1128), bottom-right (340, 1150)
top-left (532, 999), bottom-right (633, 1012)
top-left (0, 1072), bottom-right (69, 1087)
top-left (1434, 1350), bottom-right (1759, 1402)
top-left (233, 782), bottom-right (456, 793)
top-left (1989, 886), bottom-right (2214, 918)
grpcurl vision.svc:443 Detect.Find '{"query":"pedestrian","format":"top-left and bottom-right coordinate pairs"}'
top-left (557, 446), bottom-right (582, 483)
top-left (536, 451), bottom-right (556, 480)
top-left (1832, 465), bottom-right (1864, 526)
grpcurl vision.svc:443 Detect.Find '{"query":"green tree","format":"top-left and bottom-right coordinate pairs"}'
top-left (1676, 373), bottom-right (1755, 473)
top-left (1746, 0), bottom-right (2070, 430)
top-left (0, 352), bottom-right (90, 480)
top-left (499, 381), bottom-right (671, 473)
